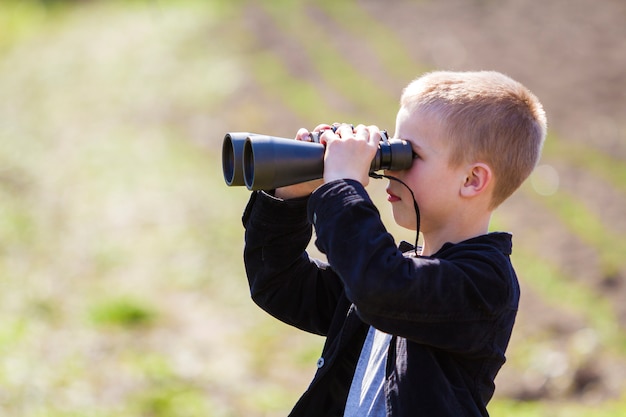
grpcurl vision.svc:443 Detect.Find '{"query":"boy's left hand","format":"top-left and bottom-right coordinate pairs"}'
top-left (320, 124), bottom-right (380, 186)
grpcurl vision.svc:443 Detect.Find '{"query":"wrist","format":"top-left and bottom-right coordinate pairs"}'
top-left (275, 180), bottom-right (322, 199)
top-left (324, 172), bottom-right (367, 186)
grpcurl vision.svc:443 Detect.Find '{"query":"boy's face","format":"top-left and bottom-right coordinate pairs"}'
top-left (385, 107), bottom-right (468, 232)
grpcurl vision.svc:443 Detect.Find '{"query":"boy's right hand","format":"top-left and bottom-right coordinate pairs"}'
top-left (274, 124), bottom-right (331, 200)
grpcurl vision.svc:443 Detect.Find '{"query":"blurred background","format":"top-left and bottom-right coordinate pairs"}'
top-left (0, 0), bottom-right (625, 416)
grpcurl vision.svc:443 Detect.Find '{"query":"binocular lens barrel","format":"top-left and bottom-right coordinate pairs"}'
top-left (243, 136), bottom-right (326, 190)
top-left (222, 132), bottom-right (413, 191)
top-left (222, 132), bottom-right (250, 186)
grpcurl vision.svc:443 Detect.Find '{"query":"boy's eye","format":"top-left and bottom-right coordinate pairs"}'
top-left (412, 152), bottom-right (420, 160)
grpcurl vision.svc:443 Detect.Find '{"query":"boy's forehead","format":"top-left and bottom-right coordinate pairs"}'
top-left (395, 107), bottom-right (443, 146)
top-left (394, 106), bottom-right (419, 136)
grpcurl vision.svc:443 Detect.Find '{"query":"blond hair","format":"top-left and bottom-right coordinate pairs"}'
top-left (401, 71), bottom-right (547, 208)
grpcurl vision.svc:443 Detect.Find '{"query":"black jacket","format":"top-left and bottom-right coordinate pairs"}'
top-left (243, 179), bottom-right (519, 417)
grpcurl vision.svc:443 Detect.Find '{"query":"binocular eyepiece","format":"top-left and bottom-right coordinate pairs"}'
top-left (222, 130), bottom-right (414, 191)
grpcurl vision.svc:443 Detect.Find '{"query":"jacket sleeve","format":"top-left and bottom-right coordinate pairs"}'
top-left (242, 190), bottom-right (346, 336)
top-left (307, 180), bottom-right (518, 353)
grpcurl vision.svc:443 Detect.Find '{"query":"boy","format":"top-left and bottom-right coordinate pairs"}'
top-left (241, 71), bottom-right (547, 416)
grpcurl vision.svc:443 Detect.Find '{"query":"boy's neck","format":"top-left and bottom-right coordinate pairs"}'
top-left (420, 213), bottom-right (492, 256)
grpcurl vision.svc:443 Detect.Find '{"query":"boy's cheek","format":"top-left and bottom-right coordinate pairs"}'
top-left (392, 204), bottom-right (415, 229)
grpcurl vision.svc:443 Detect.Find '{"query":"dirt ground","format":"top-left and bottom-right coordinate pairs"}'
top-left (229, 0), bottom-right (626, 405)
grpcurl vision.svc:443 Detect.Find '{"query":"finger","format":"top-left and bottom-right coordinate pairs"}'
top-left (329, 122), bottom-right (354, 134)
top-left (319, 127), bottom-right (338, 145)
top-left (295, 127), bottom-right (312, 141)
top-left (336, 123), bottom-right (355, 138)
top-left (355, 124), bottom-right (371, 141)
top-left (311, 124), bottom-right (336, 143)
top-left (313, 123), bottom-right (332, 132)
top-left (368, 125), bottom-right (381, 136)
top-left (354, 124), bottom-right (368, 132)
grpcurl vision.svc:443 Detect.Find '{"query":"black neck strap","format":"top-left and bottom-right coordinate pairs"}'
top-left (369, 173), bottom-right (420, 256)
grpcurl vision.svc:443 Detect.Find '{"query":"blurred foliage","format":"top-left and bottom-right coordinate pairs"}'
top-left (89, 296), bottom-right (156, 328)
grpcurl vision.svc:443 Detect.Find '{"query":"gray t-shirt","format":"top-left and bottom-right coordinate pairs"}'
top-left (343, 326), bottom-right (392, 417)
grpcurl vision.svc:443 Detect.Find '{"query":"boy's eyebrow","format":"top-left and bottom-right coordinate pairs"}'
top-left (392, 134), bottom-right (417, 144)
top-left (404, 138), bottom-right (441, 157)
top-left (398, 137), bottom-right (423, 151)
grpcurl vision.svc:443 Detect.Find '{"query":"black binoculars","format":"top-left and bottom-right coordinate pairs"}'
top-left (222, 130), bottom-right (414, 190)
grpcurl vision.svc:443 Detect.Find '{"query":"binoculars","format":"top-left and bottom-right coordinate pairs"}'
top-left (222, 130), bottom-right (414, 190)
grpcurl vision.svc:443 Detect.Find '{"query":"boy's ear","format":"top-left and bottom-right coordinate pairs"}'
top-left (460, 163), bottom-right (492, 198)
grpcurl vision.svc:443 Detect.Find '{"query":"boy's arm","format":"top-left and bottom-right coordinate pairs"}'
top-left (308, 179), bottom-right (518, 353)
top-left (243, 190), bottom-right (345, 336)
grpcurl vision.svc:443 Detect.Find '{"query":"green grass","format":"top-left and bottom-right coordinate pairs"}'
top-left (0, 1), bottom-right (66, 52)
top-left (0, 2), bottom-right (257, 416)
top-left (531, 188), bottom-right (625, 277)
top-left (257, 0), bottom-right (400, 125)
top-left (532, 133), bottom-right (626, 278)
top-left (89, 296), bottom-right (157, 328)
top-left (543, 134), bottom-right (626, 193)
top-left (489, 395), bottom-right (626, 417)
top-left (251, 50), bottom-right (343, 123)
top-left (512, 249), bottom-right (626, 353)
top-left (315, 0), bottom-right (428, 83)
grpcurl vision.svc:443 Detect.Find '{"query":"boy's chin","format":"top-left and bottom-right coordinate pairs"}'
top-left (392, 212), bottom-right (418, 231)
